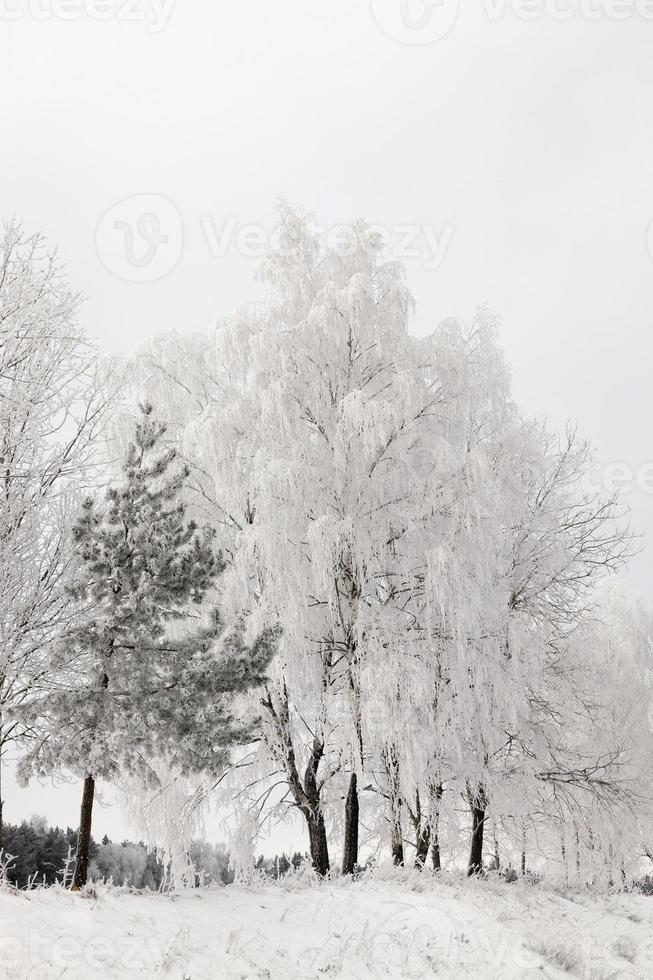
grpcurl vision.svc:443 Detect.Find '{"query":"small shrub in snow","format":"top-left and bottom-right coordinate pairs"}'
top-left (612, 935), bottom-right (637, 962)
top-left (0, 851), bottom-right (17, 890)
top-left (625, 911), bottom-right (642, 923)
top-left (528, 937), bottom-right (582, 973)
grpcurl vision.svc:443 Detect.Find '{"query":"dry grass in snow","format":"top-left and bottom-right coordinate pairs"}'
top-left (1, 870), bottom-right (652, 979)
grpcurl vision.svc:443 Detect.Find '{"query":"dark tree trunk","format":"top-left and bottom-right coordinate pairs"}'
top-left (72, 656), bottom-right (108, 890)
top-left (384, 744), bottom-right (404, 866)
top-left (410, 785), bottom-right (440, 871)
top-left (391, 823), bottom-right (404, 867)
top-left (341, 772), bottom-right (359, 875)
top-left (302, 737), bottom-right (330, 877)
top-left (342, 651), bottom-right (362, 876)
top-left (72, 774), bottom-right (95, 890)
top-left (467, 804), bottom-right (486, 876)
top-left (261, 687), bottom-right (331, 877)
top-left (430, 783), bottom-right (443, 871)
top-left (415, 824), bottom-right (431, 869)
top-left (307, 809), bottom-right (330, 877)
top-left (431, 835), bottom-right (441, 871)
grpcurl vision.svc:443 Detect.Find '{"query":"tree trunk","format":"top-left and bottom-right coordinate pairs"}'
top-left (467, 804), bottom-right (486, 876)
top-left (431, 835), bottom-right (441, 871)
top-left (71, 654), bottom-right (108, 890)
top-left (307, 809), bottom-right (330, 877)
top-left (391, 822), bottom-right (404, 867)
top-left (302, 736), bottom-right (330, 876)
top-left (343, 652), bottom-right (362, 876)
top-left (301, 752), bottom-right (331, 878)
top-left (412, 783), bottom-right (443, 870)
top-left (341, 772), bottom-right (359, 875)
top-left (72, 774), bottom-right (95, 890)
top-left (300, 738), bottom-right (331, 878)
top-left (410, 787), bottom-right (431, 870)
top-left (415, 823), bottom-right (431, 869)
top-left (430, 783), bottom-right (443, 871)
top-left (261, 687), bottom-right (331, 877)
top-left (383, 743), bottom-right (404, 866)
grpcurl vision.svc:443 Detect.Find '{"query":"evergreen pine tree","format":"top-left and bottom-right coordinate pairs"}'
top-left (19, 405), bottom-right (276, 889)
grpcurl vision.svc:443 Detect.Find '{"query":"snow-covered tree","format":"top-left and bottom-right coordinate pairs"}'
top-left (113, 203), bottom-right (648, 880)
top-left (19, 405), bottom-right (275, 888)
top-left (368, 330), bottom-right (635, 875)
top-left (457, 423), bottom-right (635, 874)
top-left (0, 220), bottom-right (110, 849)
top-left (120, 209), bottom-right (510, 873)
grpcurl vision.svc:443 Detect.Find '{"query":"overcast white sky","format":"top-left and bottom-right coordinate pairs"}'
top-left (2, 1), bottom-right (652, 846)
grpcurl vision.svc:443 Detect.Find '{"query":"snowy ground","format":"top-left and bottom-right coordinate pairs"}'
top-left (1, 872), bottom-right (652, 979)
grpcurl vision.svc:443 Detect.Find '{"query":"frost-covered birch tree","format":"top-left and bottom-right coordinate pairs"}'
top-left (0, 221), bottom-right (109, 849)
top-left (121, 206), bottom-right (454, 872)
top-left (380, 326), bottom-right (635, 875)
top-left (114, 203), bottom-right (648, 877)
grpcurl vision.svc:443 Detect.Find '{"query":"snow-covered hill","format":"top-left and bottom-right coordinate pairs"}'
top-left (1, 873), bottom-right (652, 979)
